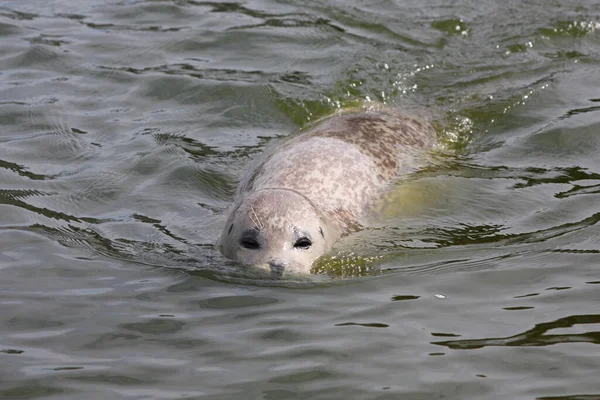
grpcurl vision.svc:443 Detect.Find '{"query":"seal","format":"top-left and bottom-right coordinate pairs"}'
top-left (217, 109), bottom-right (436, 276)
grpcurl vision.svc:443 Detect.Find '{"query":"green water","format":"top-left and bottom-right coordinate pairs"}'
top-left (1, 0), bottom-right (599, 398)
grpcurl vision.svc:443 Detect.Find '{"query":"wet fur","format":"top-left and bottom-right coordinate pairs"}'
top-left (218, 109), bottom-right (437, 274)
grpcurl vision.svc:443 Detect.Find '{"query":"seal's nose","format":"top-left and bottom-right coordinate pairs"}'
top-left (269, 262), bottom-right (285, 279)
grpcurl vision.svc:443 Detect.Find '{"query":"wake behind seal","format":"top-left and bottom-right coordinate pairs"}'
top-left (217, 108), bottom-right (437, 276)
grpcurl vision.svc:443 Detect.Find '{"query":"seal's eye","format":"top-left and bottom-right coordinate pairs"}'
top-left (241, 238), bottom-right (260, 250)
top-left (294, 237), bottom-right (312, 250)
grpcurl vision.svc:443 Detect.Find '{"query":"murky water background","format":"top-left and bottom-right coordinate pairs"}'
top-left (1, 0), bottom-right (599, 398)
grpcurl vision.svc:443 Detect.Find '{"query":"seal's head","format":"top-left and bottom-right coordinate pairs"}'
top-left (218, 189), bottom-right (338, 276)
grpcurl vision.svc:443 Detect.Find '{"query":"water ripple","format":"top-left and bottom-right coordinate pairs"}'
top-left (433, 314), bottom-right (600, 349)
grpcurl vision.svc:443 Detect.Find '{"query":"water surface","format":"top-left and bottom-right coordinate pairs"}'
top-left (1, 0), bottom-right (599, 398)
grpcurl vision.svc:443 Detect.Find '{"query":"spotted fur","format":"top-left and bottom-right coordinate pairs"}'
top-left (218, 109), bottom-right (436, 274)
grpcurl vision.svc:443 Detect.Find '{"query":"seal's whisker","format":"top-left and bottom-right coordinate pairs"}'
top-left (250, 206), bottom-right (265, 231)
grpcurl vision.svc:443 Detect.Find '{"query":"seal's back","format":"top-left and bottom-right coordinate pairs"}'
top-left (238, 110), bottom-right (436, 231)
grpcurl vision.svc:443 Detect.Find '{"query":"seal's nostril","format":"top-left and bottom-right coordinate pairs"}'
top-left (269, 262), bottom-right (285, 279)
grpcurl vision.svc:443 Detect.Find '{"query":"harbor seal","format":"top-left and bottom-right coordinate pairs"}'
top-left (217, 109), bottom-right (436, 276)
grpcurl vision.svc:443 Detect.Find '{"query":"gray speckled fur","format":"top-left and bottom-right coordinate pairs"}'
top-left (218, 109), bottom-right (436, 273)
top-left (239, 110), bottom-right (436, 229)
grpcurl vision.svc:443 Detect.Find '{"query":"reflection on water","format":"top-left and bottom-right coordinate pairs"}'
top-left (1, 0), bottom-right (600, 398)
top-left (434, 314), bottom-right (600, 349)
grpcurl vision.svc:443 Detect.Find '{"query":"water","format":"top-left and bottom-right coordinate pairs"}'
top-left (1, 0), bottom-right (599, 398)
